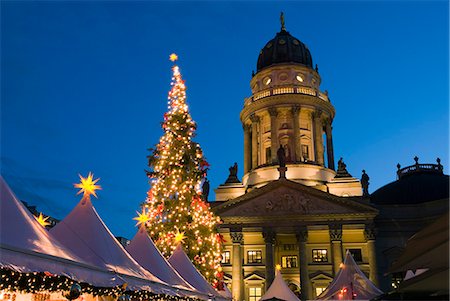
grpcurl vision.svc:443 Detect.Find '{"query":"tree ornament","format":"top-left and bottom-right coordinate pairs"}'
top-left (64, 283), bottom-right (81, 300)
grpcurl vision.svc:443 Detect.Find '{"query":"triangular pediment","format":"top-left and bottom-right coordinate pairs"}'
top-left (214, 179), bottom-right (377, 218)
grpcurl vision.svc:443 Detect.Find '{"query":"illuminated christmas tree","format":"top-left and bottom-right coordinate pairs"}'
top-left (141, 54), bottom-right (223, 284)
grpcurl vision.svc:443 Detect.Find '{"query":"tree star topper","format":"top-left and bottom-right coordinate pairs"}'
top-left (35, 212), bottom-right (51, 228)
top-left (133, 209), bottom-right (150, 226)
top-left (169, 53), bottom-right (178, 62)
top-left (174, 230), bottom-right (186, 244)
top-left (74, 172), bottom-right (101, 198)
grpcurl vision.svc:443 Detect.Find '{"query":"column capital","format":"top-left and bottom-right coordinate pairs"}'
top-left (329, 223), bottom-right (342, 241)
top-left (242, 123), bottom-right (252, 131)
top-left (295, 226), bottom-right (308, 243)
top-left (268, 107), bottom-right (279, 117)
top-left (250, 113), bottom-right (260, 123)
top-left (291, 105), bottom-right (301, 116)
top-left (364, 224), bottom-right (377, 241)
top-left (312, 109), bottom-right (323, 119)
top-left (230, 231), bottom-right (244, 244)
top-left (262, 229), bottom-right (276, 244)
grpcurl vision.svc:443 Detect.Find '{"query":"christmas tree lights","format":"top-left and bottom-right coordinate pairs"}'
top-left (141, 54), bottom-right (223, 284)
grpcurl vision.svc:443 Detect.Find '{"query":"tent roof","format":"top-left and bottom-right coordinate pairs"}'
top-left (260, 270), bottom-right (300, 301)
top-left (49, 196), bottom-right (169, 291)
top-left (389, 212), bottom-right (449, 273)
top-left (168, 244), bottom-right (220, 297)
top-left (126, 226), bottom-right (194, 290)
top-left (0, 176), bottom-right (120, 287)
top-left (317, 251), bottom-right (383, 300)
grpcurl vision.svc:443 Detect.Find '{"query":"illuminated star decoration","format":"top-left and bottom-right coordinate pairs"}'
top-left (74, 172), bottom-right (101, 199)
top-left (169, 53), bottom-right (178, 62)
top-left (133, 209), bottom-right (150, 226)
top-left (174, 230), bottom-right (186, 244)
top-left (276, 264), bottom-right (282, 271)
top-left (35, 212), bottom-right (51, 228)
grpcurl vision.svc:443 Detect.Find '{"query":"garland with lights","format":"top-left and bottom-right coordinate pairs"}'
top-left (0, 268), bottom-right (203, 301)
top-left (141, 54), bottom-right (223, 285)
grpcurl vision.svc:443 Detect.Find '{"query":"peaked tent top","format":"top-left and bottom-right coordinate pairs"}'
top-left (126, 226), bottom-right (194, 291)
top-left (0, 176), bottom-right (120, 287)
top-left (260, 270), bottom-right (300, 301)
top-left (317, 251), bottom-right (383, 300)
top-left (49, 196), bottom-right (169, 291)
top-left (168, 244), bottom-right (220, 297)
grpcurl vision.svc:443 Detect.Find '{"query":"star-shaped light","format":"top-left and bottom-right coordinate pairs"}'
top-left (133, 209), bottom-right (150, 226)
top-left (35, 213), bottom-right (51, 228)
top-left (275, 264), bottom-right (282, 271)
top-left (169, 53), bottom-right (178, 62)
top-left (74, 172), bottom-right (101, 198)
top-left (174, 230), bottom-right (186, 244)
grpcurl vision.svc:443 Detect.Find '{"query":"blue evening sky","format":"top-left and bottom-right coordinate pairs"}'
top-left (2, 1), bottom-right (448, 239)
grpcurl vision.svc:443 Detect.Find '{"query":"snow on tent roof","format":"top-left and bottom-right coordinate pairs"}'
top-left (168, 244), bottom-right (221, 297)
top-left (126, 226), bottom-right (195, 291)
top-left (317, 251), bottom-right (383, 300)
top-left (0, 176), bottom-right (120, 287)
top-left (49, 196), bottom-right (170, 292)
top-left (260, 270), bottom-right (300, 301)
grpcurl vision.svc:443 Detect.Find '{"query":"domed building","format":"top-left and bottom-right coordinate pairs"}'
top-left (371, 157), bottom-right (449, 293)
top-left (212, 15), bottom-right (380, 301)
top-left (211, 15), bottom-right (448, 301)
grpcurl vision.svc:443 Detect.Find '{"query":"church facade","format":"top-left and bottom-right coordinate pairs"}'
top-left (211, 17), bottom-right (380, 301)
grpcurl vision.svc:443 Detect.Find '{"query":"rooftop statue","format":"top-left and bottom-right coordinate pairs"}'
top-left (336, 157), bottom-right (352, 178)
top-left (202, 178), bottom-right (210, 201)
top-left (225, 162), bottom-right (240, 184)
top-left (277, 145), bottom-right (286, 168)
top-left (361, 170), bottom-right (370, 197)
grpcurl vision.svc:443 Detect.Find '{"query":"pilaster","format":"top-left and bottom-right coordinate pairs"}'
top-left (329, 223), bottom-right (343, 275)
top-left (263, 229), bottom-right (276, 290)
top-left (364, 224), bottom-right (379, 286)
top-left (296, 227), bottom-right (310, 301)
top-left (325, 119), bottom-right (335, 170)
top-left (250, 114), bottom-right (260, 169)
top-left (231, 230), bottom-right (244, 301)
top-left (292, 105), bottom-right (301, 162)
top-left (243, 124), bottom-right (252, 174)
top-left (268, 107), bottom-right (279, 164)
top-left (312, 110), bottom-right (325, 165)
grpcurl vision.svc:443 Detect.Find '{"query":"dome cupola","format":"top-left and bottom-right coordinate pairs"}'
top-left (257, 13), bottom-right (313, 72)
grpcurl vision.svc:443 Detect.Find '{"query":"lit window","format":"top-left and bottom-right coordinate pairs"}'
top-left (296, 74), bottom-right (304, 82)
top-left (315, 286), bottom-right (327, 297)
top-left (221, 251), bottom-right (230, 264)
top-left (281, 255), bottom-right (298, 268)
top-left (249, 287), bottom-right (262, 301)
top-left (312, 249), bottom-right (328, 262)
top-left (301, 145), bottom-right (310, 160)
top-left (263, 77), bottom-right (271, 85)
top-left (347, 249), bottom-right (363, 262)
top-left (265, 147), bottom-right (271, 164)
top-left (247, 250), bottom-right (262, 264)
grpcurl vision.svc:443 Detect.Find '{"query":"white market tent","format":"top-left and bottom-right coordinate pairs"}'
top-left (126, 225), bottom-right (195, 291)
top-left (0, 176), bottom-right (119, 288)
top-left (168, 244), bottom-right (222, 298)
top-left (317, 251), bottom-right (383, 300)
top-left (49, 195), bottom-right (173, 294)
top-left (260, 270), bottom-right (300, 301)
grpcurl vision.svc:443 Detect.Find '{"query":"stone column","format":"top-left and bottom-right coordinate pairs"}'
top-left (231, 231), bottom-right (244, 301)
top-left (263, 229), bottom-right (276, 290)
top-left (250, 114), bottom-right (259, 169)
top-left (292, 105), bottom-right (301, 162)
top-left (296, 227), bottom-right (310, 301)
top-left (325, 119), bottom-right (335, 170)
top-left (364, 224), bottom-right (379, 286)
top-left (268, 107), bottom-right (278, 164)
top-left (243, 124), bottom-right (252, 174)
top-left (329, 224), bottom-right (343, 276)
top-left (312, 110), bottom-right (324, 165)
